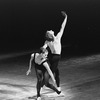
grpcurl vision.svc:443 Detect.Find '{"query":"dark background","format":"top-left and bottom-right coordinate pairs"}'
top-left (0, 0), bottom-right (100, 57)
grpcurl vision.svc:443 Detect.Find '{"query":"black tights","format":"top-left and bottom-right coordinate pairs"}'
top-left (54, 68), bottom-right (60, 87)
top-left (51, 62), bottom-right (60, 87)
top-left (35, 69), bottom-right (60, 97)
top-left (35, 69), bottom-right (43, 97)
top-left (49, 54), bottom-right (61, 87)
top-left (44, 71), bottom-right (60, 94)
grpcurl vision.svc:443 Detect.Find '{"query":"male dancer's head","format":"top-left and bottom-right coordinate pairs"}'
top-left (45, 30), bottom-right (55, 41)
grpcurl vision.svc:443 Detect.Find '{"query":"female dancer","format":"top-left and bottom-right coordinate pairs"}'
top-left (26, 48), bottom-right (61, 100)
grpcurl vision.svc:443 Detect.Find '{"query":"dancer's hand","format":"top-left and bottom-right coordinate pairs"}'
top-left (26, 69), bottom-right (31, 75)
top-left (61, 11), bottom-right (67, 17)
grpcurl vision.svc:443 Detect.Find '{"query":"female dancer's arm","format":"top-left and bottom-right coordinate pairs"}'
top-left (26, 53), bottom-right (34, 75)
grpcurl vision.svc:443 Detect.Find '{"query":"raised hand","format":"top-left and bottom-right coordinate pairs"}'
top-left (61, 11), bottom-right (67, 17)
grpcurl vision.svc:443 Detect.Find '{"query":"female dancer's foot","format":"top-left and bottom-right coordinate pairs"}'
top-left (37, 96), bottom-right (41, 100)
top-left (57, 87), bottom-right (64, 96)
top-left (57, 87), bottom-right (61, 91)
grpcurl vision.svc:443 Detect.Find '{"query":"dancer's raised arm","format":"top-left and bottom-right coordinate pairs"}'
top-left (56, 11), bottom-right (67, 39)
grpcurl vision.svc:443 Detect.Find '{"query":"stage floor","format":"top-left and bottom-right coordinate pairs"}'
top-left (0, 53), bottom-right (100, 100)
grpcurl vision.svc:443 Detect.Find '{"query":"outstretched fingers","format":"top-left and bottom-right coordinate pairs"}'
top-left (61, 11), bottom-right (67, 17)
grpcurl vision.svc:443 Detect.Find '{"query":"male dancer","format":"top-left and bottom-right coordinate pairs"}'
top-left (42, 11), bottom-right (67, 92)
top-left (26, 48), bottom-right (61, 100)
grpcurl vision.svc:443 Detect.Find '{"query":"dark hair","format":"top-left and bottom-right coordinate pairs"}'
top-left (40, 47), bottom-right (47, 53)
top-left (45, 32), bottom-right (54, 41)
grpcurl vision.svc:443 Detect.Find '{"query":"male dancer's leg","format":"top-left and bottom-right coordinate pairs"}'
top-left (50, 55), bottom-right (63, 94)
top-left (51, 57), bottom-right (60, 88)
top-left (54, 68), bottom-right (60, 87)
